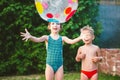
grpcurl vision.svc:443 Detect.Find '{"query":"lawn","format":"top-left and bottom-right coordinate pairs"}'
top-left (0, 72), bottom-right (120, 80)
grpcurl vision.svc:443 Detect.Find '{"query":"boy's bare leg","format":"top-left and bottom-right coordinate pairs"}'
top-left (91, 73), bottom-right (98, 80)
top-left (55, 65), bottom-right (63, 80)
top-left (80, 73), bottom-right (88, 80)
top-left (45, 64), bottom-right (54, 80)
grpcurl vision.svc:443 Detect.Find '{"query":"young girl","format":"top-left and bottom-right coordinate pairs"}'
top-left (20, 22), bottom-right (82, 80)
top-left (75, 25), bottom-right (103, 80)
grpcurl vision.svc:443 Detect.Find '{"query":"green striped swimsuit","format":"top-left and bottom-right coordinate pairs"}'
top-left (46, 35), bottom-right (63, 72)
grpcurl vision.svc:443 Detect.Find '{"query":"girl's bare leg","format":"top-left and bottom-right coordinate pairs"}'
top-left (55, 65), bottom-right (63, 80)
top-left (45, 64), bottom-right (54, 80)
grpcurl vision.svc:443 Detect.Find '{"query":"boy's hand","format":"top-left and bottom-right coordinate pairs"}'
top-left (92, 57), bottom-right (99, 63)
top-left (80, 53), bottom-right (86, 59)
top-left (20, 28), bottom-right (31, 41)
top-left (75, 53), bottom-right (85, 62)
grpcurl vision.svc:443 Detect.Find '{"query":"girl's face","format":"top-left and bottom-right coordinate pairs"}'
top-left (81, 30), bottom-right (94, 44)
top-left (48, 22), bottom-right (61, 33)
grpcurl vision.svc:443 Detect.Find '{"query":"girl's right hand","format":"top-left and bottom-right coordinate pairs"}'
top-left (20, 28), bottom-right (31, 41)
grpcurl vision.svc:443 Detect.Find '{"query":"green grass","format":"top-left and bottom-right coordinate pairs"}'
top-left (0, 72), bottom-right (120, 80)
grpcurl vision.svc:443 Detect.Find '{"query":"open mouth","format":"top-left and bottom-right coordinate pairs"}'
top-left (84, 39), bottom-right (89, 42)
top-left (53, 28), bottom-right (57, 30)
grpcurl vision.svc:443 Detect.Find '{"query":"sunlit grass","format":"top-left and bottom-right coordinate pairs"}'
top-left (0, 72), bottom-right (120, 80)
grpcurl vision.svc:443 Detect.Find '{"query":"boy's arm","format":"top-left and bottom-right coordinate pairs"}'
top-left (20, 28), bottom-right (47, 42)
top-left (62, 36), bottom-right (82, 44)
top-left (97, 47), bottom-right (103, 62)
top-left (75, 47), bottom-right (81, 62)
top-left (92, 46), bottom-right (103, 62)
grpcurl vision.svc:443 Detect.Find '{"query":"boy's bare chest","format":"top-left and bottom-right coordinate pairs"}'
top-left (82, 48), bottom-right (97, 57)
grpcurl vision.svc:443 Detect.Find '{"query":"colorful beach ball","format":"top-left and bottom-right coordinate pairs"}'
top-left (35, 0), bottom-right (78, 23)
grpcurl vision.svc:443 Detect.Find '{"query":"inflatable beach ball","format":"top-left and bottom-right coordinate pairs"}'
top-left (35, 0), bottom-right (78, 23)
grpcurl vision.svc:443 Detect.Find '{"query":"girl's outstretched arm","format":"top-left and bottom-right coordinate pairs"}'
top-left (62, 32), bottom-right (84, 44)
top-left (20, 28), bottom-right (48, 42)
top-left (62, 36), bottom-right (82, 44)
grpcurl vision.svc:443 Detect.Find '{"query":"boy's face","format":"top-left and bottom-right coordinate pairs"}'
top-left (48, 22), bottom-right (61, 33)
top-left (81, 30), bottom-right (94, 44)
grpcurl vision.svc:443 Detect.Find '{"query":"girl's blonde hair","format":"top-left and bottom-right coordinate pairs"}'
top-left (80, 25), bottom-right (94, 35)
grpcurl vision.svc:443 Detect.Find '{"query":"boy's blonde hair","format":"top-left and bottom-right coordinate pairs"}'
top-left (80, 25), bottom-right (94, 35)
